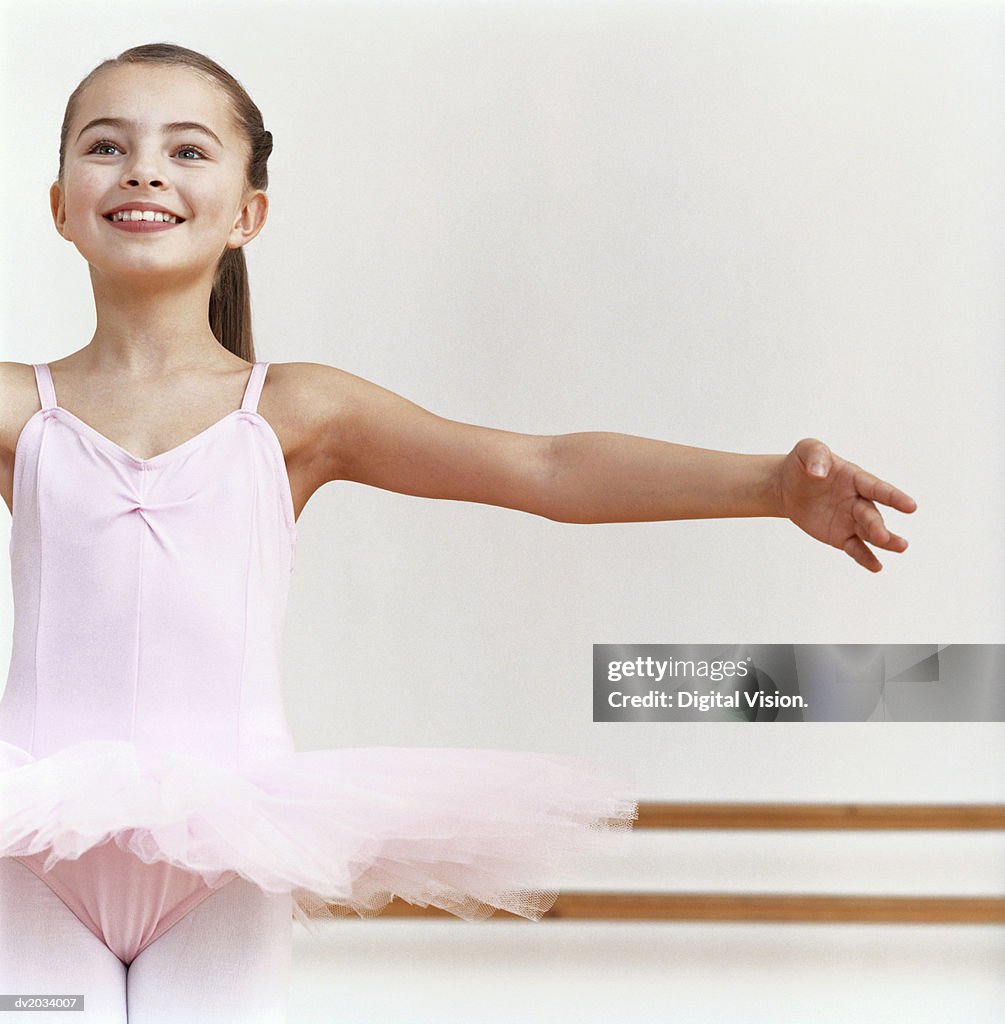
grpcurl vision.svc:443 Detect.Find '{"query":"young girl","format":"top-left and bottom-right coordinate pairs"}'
top-left (0, 42), bottom-right (915, 1023)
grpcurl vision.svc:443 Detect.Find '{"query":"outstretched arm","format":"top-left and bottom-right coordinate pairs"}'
top-left (519, 432), bottom-right (916, 573)
top-left (294, 363), bottom-right (916, 572)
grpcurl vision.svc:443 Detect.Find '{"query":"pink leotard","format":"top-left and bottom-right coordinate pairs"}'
top-left (0, 359), bottom-right (637, 965)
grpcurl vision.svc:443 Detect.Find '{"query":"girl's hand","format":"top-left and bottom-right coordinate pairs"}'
top-left (776, 438), bottom-right (917, 572)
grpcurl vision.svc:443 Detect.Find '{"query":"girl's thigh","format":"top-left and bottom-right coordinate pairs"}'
top-left (126, 874), bottom-right (294, 1024)
top-left (0, 855), bottom-right (127, 1023)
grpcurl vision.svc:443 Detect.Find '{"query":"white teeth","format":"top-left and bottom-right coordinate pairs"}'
top-left (110, 210), bottom-right (180, 224)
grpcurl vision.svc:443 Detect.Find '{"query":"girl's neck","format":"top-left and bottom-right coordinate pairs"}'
top-left (85, 270), bottom-right (231, 373)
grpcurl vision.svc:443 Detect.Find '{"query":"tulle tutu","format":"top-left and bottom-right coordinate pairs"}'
top-left (0, 738), bottom-right (638, 933)
top-left (3, 367), bottom-right (640, 936)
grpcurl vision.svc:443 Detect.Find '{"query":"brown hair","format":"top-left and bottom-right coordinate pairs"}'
top-left (56, 42), bottom-right (273, 361)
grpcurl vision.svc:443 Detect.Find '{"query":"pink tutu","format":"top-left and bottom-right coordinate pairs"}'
top-left (0, 737), bottom-right (638, 932)
top-left (1, 362), bottom-right (638, 935)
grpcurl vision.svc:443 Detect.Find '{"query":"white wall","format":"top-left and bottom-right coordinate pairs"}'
top-left (2, 1), bottom-right (1002, 1020)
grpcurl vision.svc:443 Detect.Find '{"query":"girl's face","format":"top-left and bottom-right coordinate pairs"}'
top-left (51, 63), bottom-right (266, 287)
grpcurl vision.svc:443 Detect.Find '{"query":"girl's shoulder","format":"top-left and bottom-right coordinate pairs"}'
top-left (261, 360), bottom-right (392, 486)
top-left (0, 362), bottom-right (44, 461)
top-left (262, 360), bottom-right (373, 434)
top-left (264, 359), bottom-right (359, 394)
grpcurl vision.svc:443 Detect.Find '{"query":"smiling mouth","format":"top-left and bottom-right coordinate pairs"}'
top-left (103, 213), bottom-right (186, 233)
top-left (104, 212), bottom-right (185, 224)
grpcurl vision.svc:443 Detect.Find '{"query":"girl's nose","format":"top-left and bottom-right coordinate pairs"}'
top-left (120, 148), bottom-right (168, 189)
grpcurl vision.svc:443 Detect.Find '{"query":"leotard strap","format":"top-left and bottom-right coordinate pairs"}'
top-left (241, 362), bottom-right (269, 414)
top-left (32, 362), bottom-right (270, 415)
top-left (32, 364), bottom-right (57, 411)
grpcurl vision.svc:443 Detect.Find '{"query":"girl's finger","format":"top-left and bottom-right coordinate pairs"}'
top-left (843, 535), bottom-right (883, 573)
top-left (796, 437), bottom-right (832, 478)
top-left (852, 500), bottom-right (910, 552)
top-left (856, 471), bottom-right (917, 513)
top-left (852, 498), bottom-right (889, 546)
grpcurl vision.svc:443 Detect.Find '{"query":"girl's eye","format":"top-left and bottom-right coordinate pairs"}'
top-left (86, 140), bottom-right (207, 160)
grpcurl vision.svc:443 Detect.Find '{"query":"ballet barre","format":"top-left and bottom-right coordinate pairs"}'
top-left (326, 802), bottom-right (1005, 924)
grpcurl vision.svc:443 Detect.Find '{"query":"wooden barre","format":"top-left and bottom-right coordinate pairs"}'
top-left (371, 893), bottom-right (1005, 924)
top-left (633, 802), bottom-right (1005, 830)
top-left (311, 803), bottom-right (1005, 924)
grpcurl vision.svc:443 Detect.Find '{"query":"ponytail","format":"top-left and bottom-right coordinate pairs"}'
top-left (210, 247), bottom-right (254, 361)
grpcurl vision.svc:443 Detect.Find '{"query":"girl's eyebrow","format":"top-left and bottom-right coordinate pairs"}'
top-left (76, 116), bottom-right (223, 148)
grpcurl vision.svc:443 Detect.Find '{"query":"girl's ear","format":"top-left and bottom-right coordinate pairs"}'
top-left (227, 189), bottom-right (268, 251)
top-left (49, 181), bottom-right (71, 241)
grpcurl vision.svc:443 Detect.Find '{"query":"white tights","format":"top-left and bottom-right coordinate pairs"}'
top-left (0, 856), bottom-right (294, 1023)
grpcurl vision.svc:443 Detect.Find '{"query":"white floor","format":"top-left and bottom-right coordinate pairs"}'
top-left (289, 918), bottom-right (1005, 1024)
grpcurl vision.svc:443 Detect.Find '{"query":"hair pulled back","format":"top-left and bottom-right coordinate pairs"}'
top-left (57, 42), bottom-right (273, 361)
